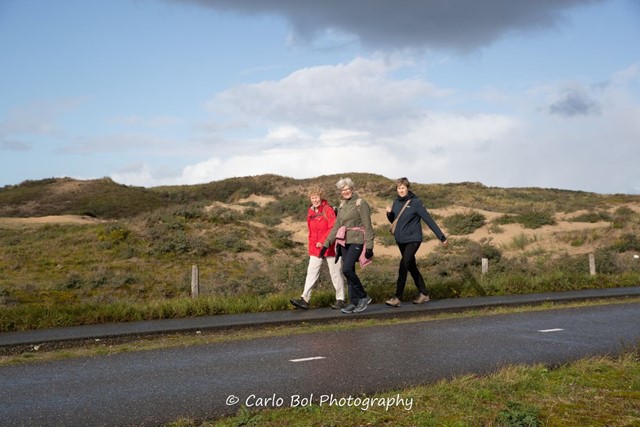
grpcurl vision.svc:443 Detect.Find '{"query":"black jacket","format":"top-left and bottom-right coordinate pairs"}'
top-left (386, 192), bottom-right (446, 244)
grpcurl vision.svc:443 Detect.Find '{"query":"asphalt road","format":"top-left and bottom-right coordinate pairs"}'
top-left (1, 302), bottom-right (639, 426)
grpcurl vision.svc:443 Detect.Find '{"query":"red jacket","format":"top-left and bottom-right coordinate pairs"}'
top-left (307, 200), bottom-right (337, 257)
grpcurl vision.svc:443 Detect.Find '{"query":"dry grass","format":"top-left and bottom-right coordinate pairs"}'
top-left (1, 174), bottom-right (640, 332)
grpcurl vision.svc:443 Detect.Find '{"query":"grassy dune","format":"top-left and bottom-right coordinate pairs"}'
top-left (1, 174), bottom-right (640, 331)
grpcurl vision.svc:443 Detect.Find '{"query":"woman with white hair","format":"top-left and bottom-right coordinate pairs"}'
top-left (320, 177), bottom-right (375, 314)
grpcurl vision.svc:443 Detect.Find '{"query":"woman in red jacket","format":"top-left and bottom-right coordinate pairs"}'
top-left (291, 186), bottom-right (346, 310)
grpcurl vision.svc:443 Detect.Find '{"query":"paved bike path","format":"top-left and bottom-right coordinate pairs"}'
top-left (1, 286), bottom-right (639, 348)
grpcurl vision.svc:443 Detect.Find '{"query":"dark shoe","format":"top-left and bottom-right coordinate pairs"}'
top-left (385, 297), bottom-right (401, 307)
top-left (354, 296), bottom-right (372, 313)
top-left (413, 294), bottom-right (430, 304)
top-left (331, 300), bottom-right (347, 309)
top-left (290, 298), bottom-right (309, 310)
top-left (340, 303), bottom-right (357, 314)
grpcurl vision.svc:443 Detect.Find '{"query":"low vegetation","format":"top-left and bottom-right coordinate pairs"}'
top-left (442, 210), bottom-right (486, 235)
top-left (1, 174), bottom-right (640, 332)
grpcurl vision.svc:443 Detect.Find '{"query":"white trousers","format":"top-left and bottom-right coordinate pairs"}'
top-left (301, 256), bottom-right (345, 301)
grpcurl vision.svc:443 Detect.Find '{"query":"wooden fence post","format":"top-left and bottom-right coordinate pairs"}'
top-left (588, 253), bottom-right (596, 276)
top-left (482, 258), bottom-right (489, 275)
top-left (191, 264), bottom-right (199, 298)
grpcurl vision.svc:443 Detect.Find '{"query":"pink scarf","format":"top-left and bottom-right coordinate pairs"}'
top-left (334, 226), bottom-right (372, 268)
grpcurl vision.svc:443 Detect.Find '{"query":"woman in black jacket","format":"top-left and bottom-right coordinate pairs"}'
top-left (385, 177), bottom-right (448, 306)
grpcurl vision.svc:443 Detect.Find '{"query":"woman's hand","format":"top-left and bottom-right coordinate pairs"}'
top-left (319, 247), bottom-right (327, 259)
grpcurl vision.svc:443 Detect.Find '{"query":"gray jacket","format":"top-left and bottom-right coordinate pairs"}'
top-left (324, 193), bottom-right (374, 249)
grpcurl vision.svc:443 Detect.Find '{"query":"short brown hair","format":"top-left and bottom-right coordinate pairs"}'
top-left (395, 177), bottom-right (411, 188)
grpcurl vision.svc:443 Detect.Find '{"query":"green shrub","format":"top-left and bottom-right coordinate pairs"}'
top-left (488, 223), bottom-right (505, 234)
top-left (496, 401), bottom-right (541, 427)
top-left (610, 233), bottom-right (640, 252)
top-left (422, 238), bottom-right (502, 290)
top-left (555, 229), bottom-right (602, 247)
top-left (568, 210), bottom-right (612, 223)
top-left (187, 235), bottom-right (211, 256)
top-left (503, 234), bottom-right (537, 251)
top-left (210, 232), bottom-right (250, 253)
top-left (515, 210), bottom-right (556, 229)
top-left (443, 211), bottom-right (486, 235)
top-left (614, 206), bottom-right (635, 219)
top-left (495, 214), bottom-right (518, 225)
top-left (494, 209), bottom-right (556, 229)
top-left (412, 185), bottom-right (455, 209)
top-left (58, 273), bottom-right (84, 290)
top-left (97, 224), bottom-right (130, 245)
top-left (269, 230), bottom-right (298, 250)
top-left (206, 206), bottom-right (237, 225)
top-left (593, 248), bottom-right (620, 274)
top-left (152, 231), bottom-right (190, 255)
top-left (611, 206), bottom-right (636, 229)
top-left (374, 225), bottom-right (396, 246)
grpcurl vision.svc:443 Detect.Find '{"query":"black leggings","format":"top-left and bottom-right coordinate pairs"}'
top-left (341, 243), bottom-right (367, 303)
top-left (395, 241), bottom-right (428, 297)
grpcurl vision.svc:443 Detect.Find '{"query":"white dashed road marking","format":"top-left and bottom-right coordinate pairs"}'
top-left (537, 328), bottom-right (565, 333)
top-left (289, 356), bottom-right (326, 363)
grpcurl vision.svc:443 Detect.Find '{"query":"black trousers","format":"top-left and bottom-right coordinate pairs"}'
top-left (341, 243), bottom-right (367, 303)
top-left (395, 241), bottom-right (428, 297)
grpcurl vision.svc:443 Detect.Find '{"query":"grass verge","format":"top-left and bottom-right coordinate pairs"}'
top-left (168, 349), bottom-right (640, 427)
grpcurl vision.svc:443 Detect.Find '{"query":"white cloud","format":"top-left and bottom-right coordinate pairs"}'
top-left (173, 111), bottom-right (516, 186)
top-left (112, 162), bottom-right (184, 188)
top-left (167, 70), bottom-right (517, 187)
top-left (179, 144), bottom-right (401, 184)
top-left (490, 68), bottom-right (640, 193)
top-left (208, 56), bottom-right (446, 132)
top-left (611, 61), bottom-right (640, 86)
top-left (183, 56), bottom-right (516, 186)
top-left (110, 56), bottom-right (640, 194)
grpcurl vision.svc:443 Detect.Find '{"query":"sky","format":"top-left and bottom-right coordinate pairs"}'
top-left (1, 0), bottom-right (639, 194)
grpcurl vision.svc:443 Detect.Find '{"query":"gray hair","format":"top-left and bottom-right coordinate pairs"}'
top-left (336, 177), bottom-right (355, 190)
